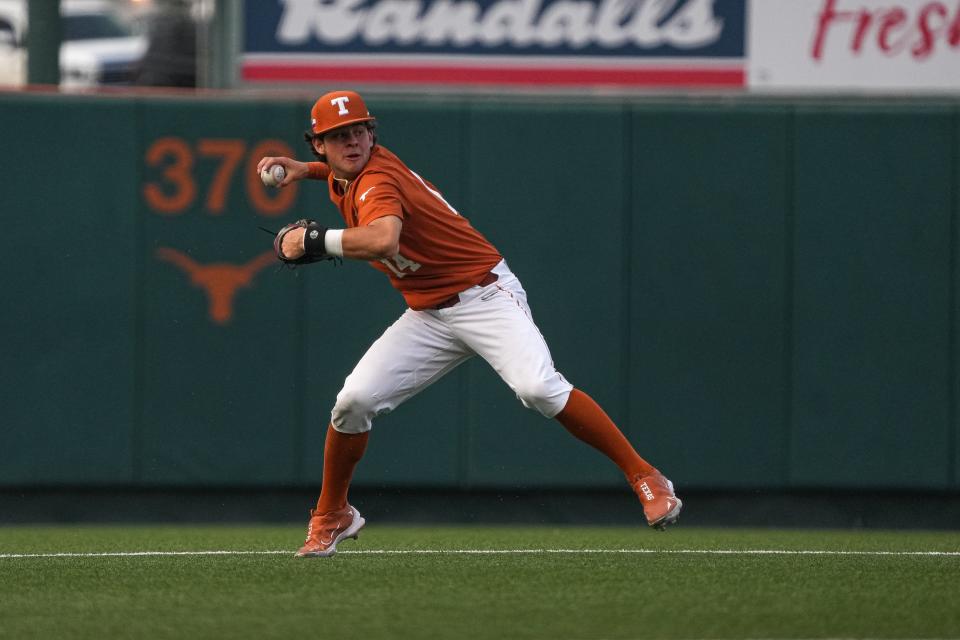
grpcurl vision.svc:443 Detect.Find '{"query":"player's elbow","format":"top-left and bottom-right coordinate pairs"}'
top-left (369, 236), bottom-right (400, 259)
top-left (368, 225), bottom-right (400, 258)
top-left (363, 216), bottom-right (402, 259)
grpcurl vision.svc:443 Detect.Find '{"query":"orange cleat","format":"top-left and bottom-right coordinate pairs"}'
top-left (296, 504), bottom-right (366, 558)
top-left (630, 472), bottom-right (683, 530)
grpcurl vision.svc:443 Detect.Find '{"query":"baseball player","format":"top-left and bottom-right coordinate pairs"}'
top-left (258, 90), bottom-right (682, 558)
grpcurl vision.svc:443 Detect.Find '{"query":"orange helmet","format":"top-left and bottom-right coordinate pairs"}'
top-left (310, 90), bottom-right (375, 136)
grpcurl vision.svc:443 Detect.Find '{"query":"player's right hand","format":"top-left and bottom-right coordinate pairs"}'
top-left (256, 157), bottom-right (308, 188)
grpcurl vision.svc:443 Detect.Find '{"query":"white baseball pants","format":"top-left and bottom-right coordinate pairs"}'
top-left (331, 260), bottom-right (573, 433)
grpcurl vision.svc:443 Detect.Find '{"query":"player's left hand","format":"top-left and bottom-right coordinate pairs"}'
top-left (273, 219), bottom-right (339, 266)
top-left (280, 226), bottom-right (306, 260)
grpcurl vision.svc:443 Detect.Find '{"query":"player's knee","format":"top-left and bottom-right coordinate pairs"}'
top-left (330, 419), bottom-right (369, 435)
top-left (331, 388), bottom-right (377, 433)
top-left (514, 378), bottom-right (569, 418)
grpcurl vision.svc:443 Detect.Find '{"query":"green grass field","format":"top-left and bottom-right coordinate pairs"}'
top-left (2, 524), bottom-right (959, 639)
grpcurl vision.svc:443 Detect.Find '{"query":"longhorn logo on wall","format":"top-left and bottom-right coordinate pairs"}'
top-left (156, 248), bottom-right (276, 325)
top-left (242, 0), bottom-right (746, 88)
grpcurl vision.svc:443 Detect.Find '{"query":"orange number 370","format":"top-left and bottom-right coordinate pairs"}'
top-left (143, 137), bottom-right (298, 217)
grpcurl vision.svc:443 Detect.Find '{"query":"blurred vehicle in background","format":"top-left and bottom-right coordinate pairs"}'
top-left (0, 0), bottom-right (27, 84)
top-left (0, 0), bottom-right (147, 87)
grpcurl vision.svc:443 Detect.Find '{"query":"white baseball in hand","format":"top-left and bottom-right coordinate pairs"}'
top-left (260, 164), bottom-right (286, 187)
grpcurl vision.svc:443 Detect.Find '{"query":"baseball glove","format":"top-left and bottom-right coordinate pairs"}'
top-left (271, 219), bottom-right (340, 266)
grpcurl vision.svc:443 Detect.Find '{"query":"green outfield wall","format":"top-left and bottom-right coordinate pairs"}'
top-left (0, 92), bottom-right (957, 491)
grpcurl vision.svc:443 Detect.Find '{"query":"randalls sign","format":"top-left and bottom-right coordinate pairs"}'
top-left (243, 0), bottom-right (746, 88)
top-left (274, 0), bottom-right (726, 52)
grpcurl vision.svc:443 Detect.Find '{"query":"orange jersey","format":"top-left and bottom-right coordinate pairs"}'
top-left (321, 146), bottom-right (502, 310)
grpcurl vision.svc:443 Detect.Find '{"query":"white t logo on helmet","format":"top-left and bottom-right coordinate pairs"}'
top-left (330, 96), bottom-right (350, 116)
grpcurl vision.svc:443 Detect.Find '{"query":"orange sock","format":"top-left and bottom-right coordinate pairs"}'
top-left (315, 424), bottom-right (370, 513)
top-left (555, 388), bottom-right (655, 481)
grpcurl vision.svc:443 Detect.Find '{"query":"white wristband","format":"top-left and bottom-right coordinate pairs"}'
top-left (324, 229), bottom-right (344, 257)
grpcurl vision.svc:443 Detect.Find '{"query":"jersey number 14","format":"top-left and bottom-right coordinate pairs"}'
top-left (380, 253), bottom-right (422, 278)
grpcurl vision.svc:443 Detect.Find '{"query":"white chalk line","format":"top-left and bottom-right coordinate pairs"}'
top-left (1, 548), bottom-right (959, 559)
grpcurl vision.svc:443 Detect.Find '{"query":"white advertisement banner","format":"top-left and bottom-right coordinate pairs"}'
top-left (749, 0), bottom-right (960, 92)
